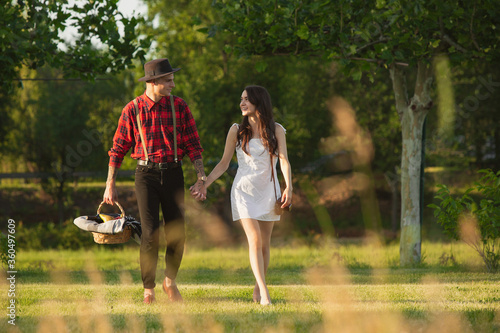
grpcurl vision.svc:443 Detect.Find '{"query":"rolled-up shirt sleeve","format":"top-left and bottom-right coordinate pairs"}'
top-left (181, 102), bottom-right (203, 162)
top-left (108, 104), bottom-right (135, 168)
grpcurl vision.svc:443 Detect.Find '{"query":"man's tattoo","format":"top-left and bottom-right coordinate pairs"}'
top-left (194, 159), bottom-right (205, 177)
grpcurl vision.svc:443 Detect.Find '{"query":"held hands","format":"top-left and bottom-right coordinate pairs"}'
top-left (189, 180), bottom-right (207, 201)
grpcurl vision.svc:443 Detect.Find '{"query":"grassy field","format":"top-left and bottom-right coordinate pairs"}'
top-left (2, 240), bottom-right (500, 332)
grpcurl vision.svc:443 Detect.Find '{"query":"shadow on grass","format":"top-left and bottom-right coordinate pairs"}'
top-left (7, 308), bottom-right (498, 333)
top-left (9, 311), bottom-right (324, 333)
top-left (18, 265), bottom-right (500, 286)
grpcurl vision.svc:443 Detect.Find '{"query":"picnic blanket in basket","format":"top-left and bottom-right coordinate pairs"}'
top-left (73, 201), bottom-right (141, 244)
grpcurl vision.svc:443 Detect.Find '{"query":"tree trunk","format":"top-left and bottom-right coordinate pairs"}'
top-left (390, 62), bottom-right (433, 265)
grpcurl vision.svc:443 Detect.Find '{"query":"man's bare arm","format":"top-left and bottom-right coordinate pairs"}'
top-left (106, 166), bottom-right (118, 183)
top-left (191, 158), bottom-right (207, 201)
top-left (103, 166), bottom-right (119, 204)
top-left (193, 159), bottom-right (206, 179)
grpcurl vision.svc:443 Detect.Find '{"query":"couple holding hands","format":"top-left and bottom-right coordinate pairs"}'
top-left (103, 58), bottom-right (292, 306)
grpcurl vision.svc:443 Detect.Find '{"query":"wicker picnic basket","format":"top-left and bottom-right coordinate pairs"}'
top-left (92, 201), bottom-right (132, 244)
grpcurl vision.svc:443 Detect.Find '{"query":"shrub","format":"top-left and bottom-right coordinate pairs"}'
top-left (429, 169), bottom-right (500, 272)
top-left (0, 233), bottom-right (8, 268)
top-left (16, 220), bottom-right (95, 250)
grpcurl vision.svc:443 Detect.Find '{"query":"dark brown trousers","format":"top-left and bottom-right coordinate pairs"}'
top-left (135, 165), bottom-right (185, 289)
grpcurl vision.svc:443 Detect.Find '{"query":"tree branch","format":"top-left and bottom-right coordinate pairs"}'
top-left (414, 60), bottom-right (433, 99)
top-left (340, 3), bottom-right (343, 32)
top-left (410, 60), bottom-right (434, 113)
top-left (269, 52), bottom-right (410, 66)
top-left (442, 34), bottom-right (468, 53)
top-left (354, 38), bottom-right (391, 54)
top-left (349, 57), bottom-right (408, 67)
top-left (389, 64), bottom-right (408, 121)
top-left (15, 78), bottom-right (111, 81)
top-left (470, 3), bottom-right (481, 52)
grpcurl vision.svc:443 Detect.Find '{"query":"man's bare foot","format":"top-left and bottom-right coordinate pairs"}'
top-left (163, 277), bottom-right (183, 302)
top-left (143, 288), bottom-right (155, 304)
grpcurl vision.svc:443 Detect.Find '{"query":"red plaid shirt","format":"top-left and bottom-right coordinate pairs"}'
top-left (108, 92), bottom-right (203, 168)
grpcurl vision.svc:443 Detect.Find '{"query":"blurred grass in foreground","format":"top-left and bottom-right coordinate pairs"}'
top-left (2, 242), bottom-right (499, 332)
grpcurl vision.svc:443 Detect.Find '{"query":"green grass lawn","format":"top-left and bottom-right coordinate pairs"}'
top-left (2, 241), bottom-right (500, 332)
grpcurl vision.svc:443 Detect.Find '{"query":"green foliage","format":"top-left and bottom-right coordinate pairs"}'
top-left (143, 0), bottom-right (333, 171)
top-left (429, 169), bottom-right (500, 271)
top-left (425, 63), bottom-right (500, 169)
top-left (0, 233), bottom-right (8, 268)
top-left (3, 67), bottom-right (136, 223)
top-left (331, 67), bottom-right (401, 172)
top-left (16, 221), bottom-right (95, 250)
top-left (0, 0), bottom-right (149, 93)
top-left (429, 185), bottom-right (470, 239)
top-left (0, 0), bottom-right (149, 219)
top-left (214, 0), bottom-right (500, 66)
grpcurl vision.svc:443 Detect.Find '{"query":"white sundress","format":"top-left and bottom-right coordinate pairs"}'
top-left (230, 123), bottom-right (286, 222)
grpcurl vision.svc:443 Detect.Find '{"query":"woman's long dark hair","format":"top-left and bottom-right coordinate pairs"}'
top-left (237, 85), bottom-right (278, 156)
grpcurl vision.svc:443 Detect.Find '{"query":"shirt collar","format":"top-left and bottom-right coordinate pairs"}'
top-left (141, 91), bottom-right (168, 111)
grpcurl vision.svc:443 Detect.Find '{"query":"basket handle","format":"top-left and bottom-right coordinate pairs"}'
top-left (97, 201), bottom-right (125, 217)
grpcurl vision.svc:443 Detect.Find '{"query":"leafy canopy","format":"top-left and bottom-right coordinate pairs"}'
top-left (215, 0), bottom-right (499, 75)
top-left (0, 0), bottom-right (150, 92)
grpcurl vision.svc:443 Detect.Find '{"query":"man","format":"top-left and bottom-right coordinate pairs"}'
top-left (103, 58), bottom-right (207, 304)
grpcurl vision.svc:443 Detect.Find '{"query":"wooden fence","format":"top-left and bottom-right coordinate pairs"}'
top-left (0, 170), bottom-right (135, 180)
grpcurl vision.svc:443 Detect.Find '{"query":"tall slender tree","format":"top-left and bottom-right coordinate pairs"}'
top-left (214, 0), bottom-right (500, 264)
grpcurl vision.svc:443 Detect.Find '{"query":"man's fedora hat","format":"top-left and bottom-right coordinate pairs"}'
top-left (138, 58), bottom-right (180, 82)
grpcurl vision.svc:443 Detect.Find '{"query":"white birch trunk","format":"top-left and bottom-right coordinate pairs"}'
top-left (390, 62), bottom-right (433, 265)
top-left (399, 104), bottom-right (426, 264)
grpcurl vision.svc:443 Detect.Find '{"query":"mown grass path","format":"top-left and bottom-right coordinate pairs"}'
top-left (2, 242), bottom-right (500, 332)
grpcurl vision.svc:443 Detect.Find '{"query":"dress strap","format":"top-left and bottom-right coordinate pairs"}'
top-left (275, 122), bottom-right (286, 134)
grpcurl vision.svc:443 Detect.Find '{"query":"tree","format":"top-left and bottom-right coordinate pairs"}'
top-left (1, 0), bottom-right (148, 90)
top-left (214, 0), bottom-right (500, 264)
top-left (5, 66), bottom-right (136, 224)
top-left (142, 0), bottom-right (333, 169)
top-left (0, 0), bottom-right (149, 144)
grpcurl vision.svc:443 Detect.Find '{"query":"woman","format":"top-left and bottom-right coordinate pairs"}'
top-left (191, 85), bottom-right (292, 305)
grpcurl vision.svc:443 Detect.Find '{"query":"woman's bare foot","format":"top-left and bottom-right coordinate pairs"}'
top-left (259, 287), bottom-right (271, 305)
top-left (253, 283), bottom-right (261, 303)
top-left (260, 297), bottom-right (272, 306)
